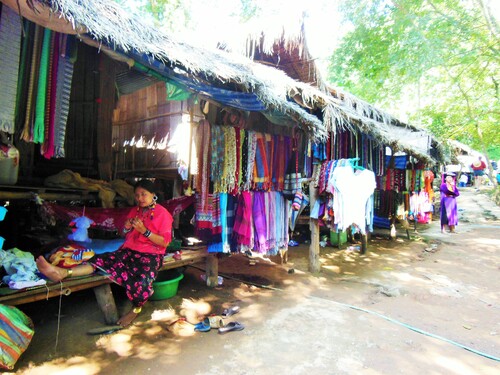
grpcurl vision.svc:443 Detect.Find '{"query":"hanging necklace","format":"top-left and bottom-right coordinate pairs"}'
top-left (136, 202), bottom-right (155, 221)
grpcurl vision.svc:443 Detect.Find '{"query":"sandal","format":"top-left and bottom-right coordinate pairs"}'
top-left (87, 325), bottom-right (123, 335)
top-left (218, 321), bottom-right (245, 334)
top-left (221, 306), bottom-right (240, 318)
top-left (194, 321), bottom-right (211, 332)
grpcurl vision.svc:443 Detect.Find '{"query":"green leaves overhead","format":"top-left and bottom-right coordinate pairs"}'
top-left (327, 0), bottom-right (499, 159)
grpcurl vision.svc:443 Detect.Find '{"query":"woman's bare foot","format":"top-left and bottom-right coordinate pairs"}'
top-left (117, 309), bottom-right (140, 327)
top-left (36, 256), bottom-right (68, 282)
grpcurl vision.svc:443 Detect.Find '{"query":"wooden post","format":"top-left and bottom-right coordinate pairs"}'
top-left (309, 167), bottom-right (320, 273)
top-left (360, 233), bottom-right (368, 254)
top-left (205, 254), bottom-right (219, 287)
top-left (93, 284), bottom-right (119, 325)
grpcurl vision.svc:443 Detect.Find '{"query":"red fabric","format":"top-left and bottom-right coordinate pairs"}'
top-left (42, 195), bottom-right (195, 231)
top-left (470, 161), bottom-right (486, 171)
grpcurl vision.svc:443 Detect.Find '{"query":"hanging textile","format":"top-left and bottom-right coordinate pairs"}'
top-left (226, 194), bottom-right (236, 252)
top-left (210, 125), bottom-right (224, 192)
top-left (330, 161), bottom-right (376, 234)
top-left (33, 28), bottom-right (52, 144)
top-left (222, 126), bottom-right (236, 192)
top-left (0, 6), bottom-right (22, 134)
top-left (21, 24), bottom-right (43, 142)
top-left (253, 191), bottom-right (267, 252)
top-left (195, 119), bottom-right (211, 210)
top-left (265, 192), bottom-right (276, 254)
top-left (274, 192), bottom-right (289, 249)
top-left (41, 31), bottom-right (59, 158)
top-left (253, 133), bottom-right (270, 190)
top-left (243, 130), bottom-right (257, 191)
top-left (233, 191), bottom-right (253, 247)
top-left (53, 34), bottom-right (76, 157)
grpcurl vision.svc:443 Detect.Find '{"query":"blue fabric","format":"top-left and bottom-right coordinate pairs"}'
top-left (385, 155), bottom-right (408, 169)
top-left (373, 215), bottom-right (391, 229)
top-left (131, 52), bottom-right (267, 111)
top-left (77, 238), bottom-right (125, 254)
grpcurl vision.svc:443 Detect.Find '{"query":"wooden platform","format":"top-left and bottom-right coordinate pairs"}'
top-left (0, 248), bottom-right (217, 324)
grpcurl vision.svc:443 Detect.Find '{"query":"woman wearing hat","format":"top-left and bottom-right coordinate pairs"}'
top-left (440, 173), bottom-right (460, 233)
top-left (471, 156), bottom-right (487, 191)
top-left (36, 179), bottom-right (173, 327)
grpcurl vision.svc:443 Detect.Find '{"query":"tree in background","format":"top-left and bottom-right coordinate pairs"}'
top-left (327, 0), bottom-right (500, 163)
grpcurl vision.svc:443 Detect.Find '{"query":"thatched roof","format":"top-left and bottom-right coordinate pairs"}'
top-left (5, 0), bottom-right (441, 163)
top-left (5, 0), bottom-right (340, 140)
top-left (248, 32), bottom-right (443, 164)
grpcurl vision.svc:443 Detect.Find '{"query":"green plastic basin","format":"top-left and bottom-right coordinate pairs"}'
top-left (150, 271), bottom-right (184, 300)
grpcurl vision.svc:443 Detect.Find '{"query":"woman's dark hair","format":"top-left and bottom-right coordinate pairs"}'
top-left (134, 179), bottom-right (156, 194)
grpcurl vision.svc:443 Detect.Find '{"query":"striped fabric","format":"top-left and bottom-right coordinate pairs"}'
top-left (0, 305), bottom-right (34, 371)
top-left (33, 28), bottom-right (52, 144)
top-left (0, 6), bottom-right (22, 134)
top-left (53, 35), bottom-right (75, 158)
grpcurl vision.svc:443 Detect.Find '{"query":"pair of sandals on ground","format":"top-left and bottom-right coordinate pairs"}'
top-left (193, 305), bottom-right (244, 334)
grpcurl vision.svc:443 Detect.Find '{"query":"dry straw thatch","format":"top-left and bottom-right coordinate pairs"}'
top-left (12, 0), bottom-right (439, 162)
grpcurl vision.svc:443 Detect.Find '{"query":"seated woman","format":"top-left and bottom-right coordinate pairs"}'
top-left (36, 179), bottom-right (173, 327)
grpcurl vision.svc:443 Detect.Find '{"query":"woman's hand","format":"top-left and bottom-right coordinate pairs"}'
top-left (124, 218), bottom-right (134, 231)
top-left (130, 217), bottom-right (147, 234)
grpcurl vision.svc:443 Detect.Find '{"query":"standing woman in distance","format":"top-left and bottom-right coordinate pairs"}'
top-left (440, 172), bottom-right (460, 233)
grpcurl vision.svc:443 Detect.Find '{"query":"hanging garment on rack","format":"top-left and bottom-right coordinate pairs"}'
top-left (195, 119), bottom-right (211, 210)
top-left (243, 131), bottom-right (257, 191)
top-left (331, 164), bottom-right (376, 234)
top-left (53, 34), bottom-right (76, 158)
top-left (253, 191), bottom-right (267, 252)
top-left (33, 28), bottom-right (52, 144)
top-left (0, 6), bottom-right (22, 134)
top-left (233, 191), bottom-right (253, 248)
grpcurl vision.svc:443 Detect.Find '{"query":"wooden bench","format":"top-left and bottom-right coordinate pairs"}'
top-left (0, 248), bottom-right (218, 324)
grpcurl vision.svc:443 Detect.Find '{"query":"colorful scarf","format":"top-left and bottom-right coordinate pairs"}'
top-left (226, 194), bottom-right (236, 251)
top-left (42, 31), bottom-right (59, 159)
top-left (253, 133), bottom-right (270, 190)
top-left (195, 120), bottom-right (211, 210)
top-left (21, 24), bottom-right (42, 142)
top-left (33, 28), bottom-right (52, 144)
top-left (0, 6), bottom-right (22, 134)
top-left (222, 126), bottom-right (236, 192)
top-left (210, 125), bottom-right (224, 191)
top-left (265, 192), bottom-right (277, 254)
top-left (244, 131), bottom-right (257, 190)
top-left (233, 191), bottom-right (253, 247)
top-left (253, 191), bottom-right (267, 253)
top-left (53, 35), bottom-right (75, 158)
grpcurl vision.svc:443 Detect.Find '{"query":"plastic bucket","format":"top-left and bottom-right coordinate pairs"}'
top-left (330, 231), bottom-right (348, 245)
top-left (150, 270), bottom-right (184, 301)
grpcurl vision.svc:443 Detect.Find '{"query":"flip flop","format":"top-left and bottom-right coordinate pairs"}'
top-left (194, 321), bottom-right (211, 332)
top-left (87, 325), bottom-right (123, 335)
top-left (218, 321), bottom-right (244, 334)
top-left (221, 306), bottom-right (240, 318)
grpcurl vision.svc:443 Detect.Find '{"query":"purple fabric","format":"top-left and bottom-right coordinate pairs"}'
top-left (440, 183), bottom-right (459, 228)
top-left (253, 191), bottom-right (267, 253)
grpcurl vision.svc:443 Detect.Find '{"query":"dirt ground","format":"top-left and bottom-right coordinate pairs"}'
top-left (7, 187), bottom-right (500, 375)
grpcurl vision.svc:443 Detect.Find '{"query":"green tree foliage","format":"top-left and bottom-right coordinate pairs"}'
top-left (327, 0), bottom-right (500, 161)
